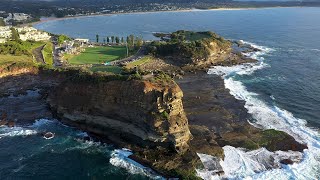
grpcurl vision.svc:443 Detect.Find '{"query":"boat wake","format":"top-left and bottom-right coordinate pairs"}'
top-left (200, 40), bottom-right (320, 179)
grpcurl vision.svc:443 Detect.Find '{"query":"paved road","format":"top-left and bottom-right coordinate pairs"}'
top-left (32, 45), bottom-right (46, 64)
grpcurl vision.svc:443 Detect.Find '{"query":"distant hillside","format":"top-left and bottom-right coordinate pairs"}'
top-left (1, 0), bottom-right (320, 20)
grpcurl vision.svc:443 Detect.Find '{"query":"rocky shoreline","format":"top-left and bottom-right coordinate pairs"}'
top-left (0, 32), bottom-right (309, 179)
top-left (0, 69), bottom-right (308, 179)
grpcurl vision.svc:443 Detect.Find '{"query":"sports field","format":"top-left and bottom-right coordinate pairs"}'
top-left (68, 46), bottom-right (127, 65)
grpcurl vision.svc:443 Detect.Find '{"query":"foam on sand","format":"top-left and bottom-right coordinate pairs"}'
top-left (200, 40), bottom-right (320, 179)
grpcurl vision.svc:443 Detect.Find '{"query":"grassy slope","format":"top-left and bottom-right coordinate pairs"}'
top-left (125, 55), bottom-right (153, 69)
top-left (69, 46), bottom-right (127, 65)
top-left (90, 65), bottom-right (123, 74)
top-left (0, 41), bottom-right (53, 72)
top-left (0, 55), bottom-right (33, 66)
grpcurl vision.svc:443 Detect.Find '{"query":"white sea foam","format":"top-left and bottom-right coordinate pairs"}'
top-left (0, 127), bottom-right (37, 139)
top-left (200, 40), bottom-right (320, 179)
top-left (30, 118), bottom-right (55, 128)
top-left (110, 148), bottom-right (164, 179)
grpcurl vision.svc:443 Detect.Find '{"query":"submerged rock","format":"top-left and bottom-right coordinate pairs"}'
top-left (43, 132), bottom-right (55, 139)
top-left (280, 159), bottom-right (294, 165)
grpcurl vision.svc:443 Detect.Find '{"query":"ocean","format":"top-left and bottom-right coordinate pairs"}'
top-left (2, 7), bottom-right (320, 179)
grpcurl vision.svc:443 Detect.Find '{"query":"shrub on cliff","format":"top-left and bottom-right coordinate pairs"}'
top-left (146, 30), bottom-right (231, 63)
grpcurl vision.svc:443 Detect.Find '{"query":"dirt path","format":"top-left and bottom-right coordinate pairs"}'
top-left (32, 45), bottom-right (46, 64)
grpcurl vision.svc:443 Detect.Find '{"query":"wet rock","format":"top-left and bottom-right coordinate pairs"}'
top-left (7, 121), bottom-right (15, 127)
top-left (43, 132), bottom-right (55, 139)
top-left (0, 120), bottom-right (8, 126)
top-left (280, 159), bottom-right (294, 165)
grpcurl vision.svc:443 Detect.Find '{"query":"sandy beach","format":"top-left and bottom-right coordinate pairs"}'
top-left (28, 6), bottom-right (301, 27)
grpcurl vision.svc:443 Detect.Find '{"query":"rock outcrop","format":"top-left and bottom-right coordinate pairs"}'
top-left (48, 79), bottom-right (191, 153)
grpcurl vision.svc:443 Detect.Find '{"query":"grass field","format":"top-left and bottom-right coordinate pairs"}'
top-left (68, 46), bottom-right (127, 65)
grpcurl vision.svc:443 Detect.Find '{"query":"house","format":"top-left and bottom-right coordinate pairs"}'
top-left (74, 38), bottom-right (89, 46)
top-left (0, 26), bottom-right (11, 39)
top-left (0, 38), bottom-right (6, 43)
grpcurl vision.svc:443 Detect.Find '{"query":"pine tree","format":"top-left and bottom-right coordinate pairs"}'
top-left (96, 34), bottom-right (99, 43)
top-left (111, 36), bottom-right (115, 44)
top-left (11, 28), bottom-right (21, 42)
top-left (115, 37), bottom-right (120, 44)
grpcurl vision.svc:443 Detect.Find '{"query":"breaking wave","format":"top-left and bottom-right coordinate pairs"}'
top-left (201, 41), bottom-right (320, 179)
top-left (110, 148), bottom-right (164, 179)
top-left (0, 127), bottom-right (37, 139)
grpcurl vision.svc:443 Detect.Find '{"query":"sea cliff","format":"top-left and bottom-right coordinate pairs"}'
top-left (0, 30), bottom-right (309, 179)
top-left (48, 78), bottom-right (191, 153)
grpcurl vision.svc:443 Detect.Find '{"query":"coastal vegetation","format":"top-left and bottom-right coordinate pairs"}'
top-left (147, 30), bottom-right (231, 65)
top-left (124, 55), bottom-right (153, 69)
top-left (57, 34), bottom-right (71, 45)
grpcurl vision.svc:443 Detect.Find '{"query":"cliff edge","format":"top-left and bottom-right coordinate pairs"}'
top-left (48, 77), bottom-right (191, 154)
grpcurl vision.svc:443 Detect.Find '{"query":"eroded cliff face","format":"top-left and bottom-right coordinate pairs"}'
top-left (48, 79), bottom-right (191, 153)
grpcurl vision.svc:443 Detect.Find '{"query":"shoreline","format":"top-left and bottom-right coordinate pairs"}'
top-left (29, 6), bottom-right (305, 27)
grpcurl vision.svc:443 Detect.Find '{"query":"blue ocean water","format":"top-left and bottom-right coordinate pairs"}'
top-left (2, 7), bottom-right (318, 179)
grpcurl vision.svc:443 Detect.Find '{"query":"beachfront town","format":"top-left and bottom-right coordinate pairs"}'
top-left (0, 26), bottom-right (51, 43)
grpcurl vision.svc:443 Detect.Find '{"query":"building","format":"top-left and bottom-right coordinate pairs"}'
top-left (74, 38), bottom-right (89, 46)
top-left (5, 13), bottom-right (30, 22)
top-left (0, 26), bottom-right (51, 42)
top-left (0, 26), bottom-right (11, 39)
top-left (19, 31), bottom-right (51, 41)
top-left (0, 38), bottom-right (6, 43)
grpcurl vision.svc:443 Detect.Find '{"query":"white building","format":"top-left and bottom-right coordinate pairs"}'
top-left (19, 31), bottom-right (51, 41)
top-left (16, 26), bottom-right (37, 33)
top-left (5, 13), bottom-right (30, 22)
top-left (74, 38), bottom-right (89, 46)
top-left (17, 27), bottom-right (51, 41)
top-left (0, 26), bottom-right (51, 42)
top-left (0, 26), bottom-right (12, 39)
top-left (0, 38), bottom-right (6, 43)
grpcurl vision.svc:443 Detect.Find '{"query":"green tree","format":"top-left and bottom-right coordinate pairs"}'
top-left (103, 38), bottom-right (106, 44)
top-left (115, 37), bottom-right (120, 44)
top-left (107, 37), bottom-right (110, 43)
top-left (0, 18), bottom-right (5, 26)
top-left (10, 28), bottom-right (21, 42)
top-left (121, 37), bottom-right (124, 44)
top-left (111, 36), bottom-right (115, 44)
top-left (57, 34), bottom-right (70, 45)
top-left (96, 34), bottom-right (99, 43)
top-left (128, 35), bottom-right (135, 49)
top-left (136, 36), bottom-right (143, 48)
